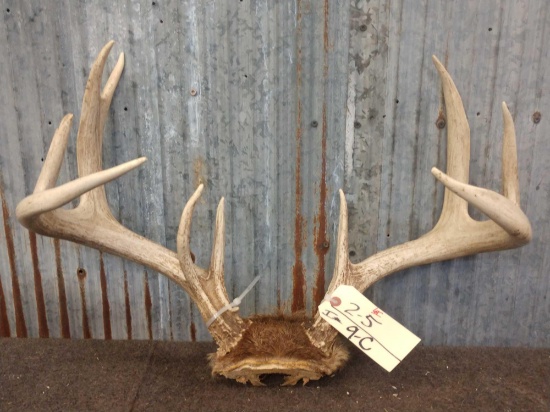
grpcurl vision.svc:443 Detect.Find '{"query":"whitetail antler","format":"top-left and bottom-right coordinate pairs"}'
top-left (18, 42), bottom-right (532, 387)
top-left (307, 56), bottom-right (532, 349)
top-left (15, 41), bottom-right (245, 356)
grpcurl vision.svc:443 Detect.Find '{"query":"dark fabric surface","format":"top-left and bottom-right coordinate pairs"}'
top-left (1, 338), bottom-right (548, 411)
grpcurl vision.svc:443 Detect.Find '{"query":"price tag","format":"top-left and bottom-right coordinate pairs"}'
top-left (319, 285), bottom-right (420, 372)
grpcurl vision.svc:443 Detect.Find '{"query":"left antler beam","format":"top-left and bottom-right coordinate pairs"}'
top-left (16, 41), bottom-right (245, 356)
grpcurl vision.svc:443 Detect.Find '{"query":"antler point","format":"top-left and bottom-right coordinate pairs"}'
top-left (217, 197), bottom-right (225, 214)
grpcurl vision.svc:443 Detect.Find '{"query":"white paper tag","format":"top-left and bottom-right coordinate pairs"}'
top-left (319, 285), bottom-right (421, 372)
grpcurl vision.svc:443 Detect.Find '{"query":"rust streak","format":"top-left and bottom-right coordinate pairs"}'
top-left (123, 269), bottom-right (132, 339)
top-left (190, 321), bottom-right (196, 342)
top-left (323, 0), bottom-right (330, 52)
top-left (193, 156), bottom-right (206, 188)
top-left (29, 232), bottom-right (49, 338)
top-left (313, 0), bottom-right (330, 309)
top-left (168, 290), bottom-right (173, 341)
top-left (77, 268), bottom-right (91, 339)
top-left (54, 239), bottom-right (70, 338)
top-left (99, 253), bottom-right (112, 339)
top-left (1, 186), bottom-right (27, 337)
top-left (292, 0), bottom-right (306, 313)
top-left (0, 274), bottom-right (10, 337)
top-left (144, 274), bottom-right (153, 339)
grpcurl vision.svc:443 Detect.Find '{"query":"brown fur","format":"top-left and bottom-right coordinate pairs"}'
top-left (209, 315), bottom-right (349, 385)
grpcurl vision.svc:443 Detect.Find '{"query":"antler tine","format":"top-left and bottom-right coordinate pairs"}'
top-left (77, 41), bottom-right (123, 211)
top-left (177, 185), bottom-right (244, 355)
top-left (431, 55), bottom-right (470, 222)
top-left (431, 168), bottom-right (532, 242)
top-left (330, 190), bottom-right (350, 294)
top-left (177, 184), bottom-right (206, 270)
top-left (501, 102), bottom-right (520, 205)
top-left (16, 158), bottom-right (146, 230)
top-left (33, 114), bottom-right (74, 193)
top-left (210, 197), bottom-right (228, 292)
top-left (100, 51), bottom-right (125, 129)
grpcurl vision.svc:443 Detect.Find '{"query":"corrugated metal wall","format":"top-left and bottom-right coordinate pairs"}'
top-left (0, 0), bottom-right (548, 346)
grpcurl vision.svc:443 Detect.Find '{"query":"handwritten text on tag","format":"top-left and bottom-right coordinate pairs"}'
top-left (319, 285), bottom-right (421, 372)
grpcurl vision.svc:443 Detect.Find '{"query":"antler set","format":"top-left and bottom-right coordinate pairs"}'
top-left (17, 41), bottom-right (531, 385)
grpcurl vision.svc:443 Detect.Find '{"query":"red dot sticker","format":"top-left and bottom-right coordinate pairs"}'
top-left (330, 296), bottom-right (341, 307)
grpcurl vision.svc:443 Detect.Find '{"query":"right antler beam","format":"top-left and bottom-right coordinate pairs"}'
top-left (307, 56), bottom-right (532, 350)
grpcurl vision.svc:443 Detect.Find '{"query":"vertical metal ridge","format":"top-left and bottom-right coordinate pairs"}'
top-left (1, 185), bottom-right (27, 337)
top-left (29, 232), bottom-right (49, 338)
top-left (292, 0), bottom-right (306, 313)
top-left (77, 268), bottom-right (91, 339)
top-left (99, 253), bottom-right (112, 340)
top-left (144, 274), bottom-right (153, 340)
top-left (0, 273), bottom-right (11, 337)
top-left (53, 239), bottom-right (71, 338)
top-left (123, 270), bottom-right (132, 340)
top-left (313, 0), bottom-right (330, 309)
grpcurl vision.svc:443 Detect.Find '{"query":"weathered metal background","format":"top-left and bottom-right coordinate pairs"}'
top-left (0, 0), bottom-right (548, 346)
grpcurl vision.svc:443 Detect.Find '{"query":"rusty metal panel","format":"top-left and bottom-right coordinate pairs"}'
top-left (0, 0), bottom-right (548, 347)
